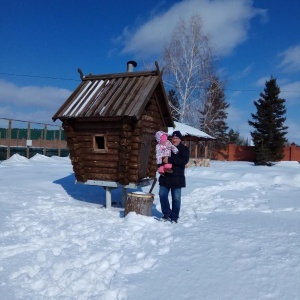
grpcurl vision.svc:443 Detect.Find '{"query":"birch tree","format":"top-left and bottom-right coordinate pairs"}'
top-left (167, 89), bottom-right (181, 121)
top-left (163, 14), bottom-right (215, 126)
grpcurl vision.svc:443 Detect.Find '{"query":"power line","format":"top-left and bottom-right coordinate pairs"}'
top-left (0, 117), bottom-right (61, 127)
top-left (0, 72), bottom-right (80, 82)
top-left (0, 71), bottom-right (299, 93)
top-left (225, 88), bottom-right (299, 93)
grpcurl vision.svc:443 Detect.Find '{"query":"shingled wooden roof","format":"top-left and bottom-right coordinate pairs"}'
top-left (52, 63), bottom-right (174, 127)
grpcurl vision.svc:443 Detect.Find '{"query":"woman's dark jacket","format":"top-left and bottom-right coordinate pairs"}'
top-left (158, 142), bottom-right (190, 188)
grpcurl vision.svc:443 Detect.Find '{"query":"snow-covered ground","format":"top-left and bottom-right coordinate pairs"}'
top-left (1, 154), bottom-right (300, 300)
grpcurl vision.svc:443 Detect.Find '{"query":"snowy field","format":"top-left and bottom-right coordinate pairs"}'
top-left (1, 154), bottom-right (300, 300)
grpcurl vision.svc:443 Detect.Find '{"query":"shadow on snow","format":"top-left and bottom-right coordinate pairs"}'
top-left (53, 173), bottom-right (162, 218)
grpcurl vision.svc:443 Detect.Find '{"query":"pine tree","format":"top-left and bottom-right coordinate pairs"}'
top-left (248, 76), bottom-right (288, 165)
top-left (228, 129), bottom-right (245, 145)
top-left (167, 89), bottom-right (181, 121)
top-left (199, 76), bottom-right (229, 150)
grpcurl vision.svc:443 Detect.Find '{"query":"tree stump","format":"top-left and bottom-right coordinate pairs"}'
top-left (125, 192), bottom-right (154, 217)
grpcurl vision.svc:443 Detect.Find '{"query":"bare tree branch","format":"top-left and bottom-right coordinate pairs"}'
top-left (162, 14), bottom-right (215, 125)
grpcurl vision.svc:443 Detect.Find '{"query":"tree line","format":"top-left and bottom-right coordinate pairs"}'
top-left (163, 14), bottom-right (290, 166)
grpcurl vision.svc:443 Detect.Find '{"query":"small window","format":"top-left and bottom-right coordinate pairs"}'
top-left (93, 134), bottom-right (107, 153)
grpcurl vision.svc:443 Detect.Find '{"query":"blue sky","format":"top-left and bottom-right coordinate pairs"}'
top-left (1, 0), bottom-right (299, 144)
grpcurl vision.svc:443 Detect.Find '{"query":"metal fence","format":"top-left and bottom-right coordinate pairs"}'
top-left (0, 117), bottom-right (69, 160)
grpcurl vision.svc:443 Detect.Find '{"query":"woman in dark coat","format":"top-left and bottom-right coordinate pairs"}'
top-left (158, 130), bottom-right (190, 223)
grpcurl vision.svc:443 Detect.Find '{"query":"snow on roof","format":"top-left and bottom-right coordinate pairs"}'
top-left (168, 121), bottom-right (215, 140)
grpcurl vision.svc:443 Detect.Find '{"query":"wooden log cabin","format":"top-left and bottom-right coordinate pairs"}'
top-left (52, 61), bottom-right (174, 187)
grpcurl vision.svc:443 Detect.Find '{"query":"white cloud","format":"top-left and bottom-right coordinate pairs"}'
top-left (118, 0), bottom-right (265, 59)
top-left (252, 77), bottom-right (300, 106)
top-left (227, 105), bottom-right (245, 123)
top-left (0, 80), bottom-right (71, 125)
top-left (0, 109), bottom-right (62, 128)
top-left (0, 80), bottom-right (71, 110)
top-left (280, 81), bottom-right (300, 106)
top-left (278, 45), bottom-right (300, 73)
top-left (227, 105), bottom-right (252, 138)
top-left (217, 95), bottom-right (298, 143)
top-left (230, 64), bottom-right (254, 81)
top-left (254, 76), bottom-right (270, 87)
top-left (285, 119), bottom-right (300, 144)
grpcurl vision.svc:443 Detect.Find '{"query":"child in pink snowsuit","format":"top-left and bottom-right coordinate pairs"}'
top-left (155, 131), bottom-right (178, 174)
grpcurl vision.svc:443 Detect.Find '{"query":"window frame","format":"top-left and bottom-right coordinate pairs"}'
top-left (92, 133), bottom-right (108, 153)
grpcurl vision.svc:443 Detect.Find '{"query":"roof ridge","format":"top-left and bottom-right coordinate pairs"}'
top-left (82, 70), bottom-right (158, 81)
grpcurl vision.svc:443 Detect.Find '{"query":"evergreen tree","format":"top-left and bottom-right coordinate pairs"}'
top-left (167, 89), bottom-right (181, 121)
top-left (199, 76), bottom-right (229, 150)
top-left (228, 129), bottom-right (245, 145)
top-left (248, 76), bottom-right (288, 165)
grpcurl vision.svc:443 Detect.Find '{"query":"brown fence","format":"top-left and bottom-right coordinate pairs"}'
top-left (2, 117), bottom-right (299, 163)
top-left (0, 117), bottom-right (68, 159)
top-left (0, 138), bottom-right (67, 149)
top-left (214, 143), bottom-right (300, 162)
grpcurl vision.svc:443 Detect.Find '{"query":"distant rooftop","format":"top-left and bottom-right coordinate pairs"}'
top-left (168, 121), bottom-right (215, 140)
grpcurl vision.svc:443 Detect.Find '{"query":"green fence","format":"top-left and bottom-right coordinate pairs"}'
top-left (0, 127), bottom-right (65, 140)
top-left (0, 117), bottom-right (68, 161)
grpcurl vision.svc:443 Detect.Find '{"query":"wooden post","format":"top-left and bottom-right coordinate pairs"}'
top-left (58, 126), bottom-right (62, 157)
top-left (204, 141), bottom-right (208, 158)
top-left (7, 119), bottom-right (12, 159)
top-left (26, 122), bottom-right (31, 159)
top-left (43, 124), bottom-right (47, 156)
top-left (105, 187), bottom-right (112, 209)
top-left (122, 188), bottom-right (127, 208)
top-left (53, 130), bottom-right (56, 148)
top-left (40, 131), bottom-right (43, 147)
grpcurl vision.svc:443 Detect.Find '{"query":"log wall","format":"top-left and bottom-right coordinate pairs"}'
top-left (62, 94), bottom-right (168, 185)
top-left (64, 120), bottom-right (122, 182)
top-left (142, 96), bottom-right (167, 178)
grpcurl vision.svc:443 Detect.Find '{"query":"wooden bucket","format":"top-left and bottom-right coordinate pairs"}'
top-left (125, 192), bottom-right (154, 217)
